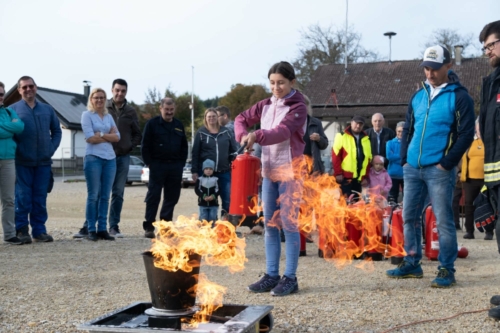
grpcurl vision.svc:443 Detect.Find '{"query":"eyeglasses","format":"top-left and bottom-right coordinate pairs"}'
top-left (21, 84), bottom-right (35, 90)
top-left (0, 93), bottom-right (4, 97)
top-left (482, 39), bottom-right (500, 53)
top-left (92, 96), bottom-right (105, 100)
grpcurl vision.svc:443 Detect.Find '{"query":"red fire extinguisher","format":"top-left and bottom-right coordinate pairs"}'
top-left (424, 205), bottom-right (439, 261)
top-left (346, 204), bottom-right (364, 259)
top-left (227, 149), bottom-right (261, 228)
top-left (365, 205), bottom-right (392, 261)
top-left (390, 208), bottom-right (404, 265)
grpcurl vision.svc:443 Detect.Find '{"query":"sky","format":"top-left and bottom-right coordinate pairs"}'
top-left (1, 0), bottom-right (499, 105)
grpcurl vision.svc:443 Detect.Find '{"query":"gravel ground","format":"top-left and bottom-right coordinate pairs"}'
top-left (1, 180), bottom-right (500, 333)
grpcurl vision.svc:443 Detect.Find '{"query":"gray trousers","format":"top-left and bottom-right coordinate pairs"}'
top-left (0, 159), bottom-right (16, 240)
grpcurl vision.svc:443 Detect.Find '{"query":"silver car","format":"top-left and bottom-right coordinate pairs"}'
top-left (127, 156), bottom-right (145, 185)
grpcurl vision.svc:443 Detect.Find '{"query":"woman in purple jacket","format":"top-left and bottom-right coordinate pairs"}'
top-left (235, 61), bottom-right (307, 296)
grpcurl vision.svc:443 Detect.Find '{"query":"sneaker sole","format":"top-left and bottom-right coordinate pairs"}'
top-left (33, 238), bottom-right (53, 243)
top-left (270, 287), bottom-right (299, 296)
top-left (386, 273), bottom-right (423, 279)
top-left (73, 234), bottom-right (87, 239)
top-left (431, 281), bottom-right (456, 288)
top-left (247, 287), bottom-right (275, 293)
top-left (4, 241), bottom-right (23, 245)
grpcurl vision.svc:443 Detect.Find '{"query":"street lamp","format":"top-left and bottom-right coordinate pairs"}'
top-left (191, 66), bottom-right (194, 146)
top-left (383, 31), bottom-right (397, 64)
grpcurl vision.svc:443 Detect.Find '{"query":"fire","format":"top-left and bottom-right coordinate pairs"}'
top-left (149, 216), bottom-right (247, 325)
top-left (187, 273), bottom-right (227, 324)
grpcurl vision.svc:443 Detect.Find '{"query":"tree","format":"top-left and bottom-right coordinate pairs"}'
top-left (203, 96), bottom-right (220, 108)
top-left (219, 84), bottom-right (271, 116)
top-left (423, 29), bottom-right (480, 58)
top-left (292, 24), bottom-right (379, 89)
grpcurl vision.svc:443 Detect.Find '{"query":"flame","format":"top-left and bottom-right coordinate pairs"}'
top-left (266, 156), bottom-right (406, 267)
top-left (150, 216), bottom-right (247, 325)
top-left (186, 273), bottom-right (227, 324)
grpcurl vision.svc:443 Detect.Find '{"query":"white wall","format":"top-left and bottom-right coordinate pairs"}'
top-left (53, 127), bottom-right (86, 159)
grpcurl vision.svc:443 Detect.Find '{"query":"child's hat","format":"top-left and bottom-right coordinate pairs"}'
top-left (202, 159), bottom-right (215, 170)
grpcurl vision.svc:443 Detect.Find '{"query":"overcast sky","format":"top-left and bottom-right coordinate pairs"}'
top-left (1, 0), bottom-right (498, 104)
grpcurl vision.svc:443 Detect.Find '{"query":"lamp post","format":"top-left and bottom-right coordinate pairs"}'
top-left (191, 66), bottom-right (194, 146)
top-left (383, 31), bottom-right (397, 64)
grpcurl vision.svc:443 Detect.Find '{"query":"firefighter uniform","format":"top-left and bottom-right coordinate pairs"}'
top-left (141, 116), bottom-right (188, 233)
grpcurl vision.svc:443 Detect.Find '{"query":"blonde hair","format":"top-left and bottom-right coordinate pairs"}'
top-left (87, 88), bottom-right (108, 114)
top-left (204, 108), bottom-right (220, 130)
top-left (302, 94), bottom-right (313, 116)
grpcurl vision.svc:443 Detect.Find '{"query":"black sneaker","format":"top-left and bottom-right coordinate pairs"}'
top-left (109, 226), bottom-right (123, 238)
top-left (299, 250), bottom-right (307, 257)
top-left (270, 275), bottom-right (299, 296)
top-left (463, 232), bottom-right (475, 239)
top-left (97, 231), bottom-right (115, 241)
top-left (485, 232), bottom-right (494, 240)
top-left (247, 274), bottom-right (280, 293)
top-left (88, 232), bottom-right (98, 241)
top-left (16, 227), bottom-right (32, 244)
top-left (73, 226), bottom-right (88, 239)
top-left (144, 229), bottom-right (155, 239)
top-left (4, 237), bottom-right (23, 245)
top-left (491, 295), bottom-right (500, 307)
top-left (33, 233), bottom-right (54, 242)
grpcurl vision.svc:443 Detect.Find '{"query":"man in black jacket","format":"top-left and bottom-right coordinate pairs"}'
top-left (141, 98), bottom-right (188, 238)
top-left (477, 20), bottom-right (500, 320)
top-left (73, 79), bottom-right (142, 239)
top-left (365, 113), bottom-right (395, 169)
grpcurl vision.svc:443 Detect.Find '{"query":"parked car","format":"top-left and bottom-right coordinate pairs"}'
top-left (127, 156), bottom-right (145, 185)
top-left (182, 163), bottom-right (195, 188)
top-left (141, 166), bottom-right (149, 184)
top-left (140, 162), bottom-right (195, 188)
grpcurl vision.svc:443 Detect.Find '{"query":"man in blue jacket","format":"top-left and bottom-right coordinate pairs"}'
top-left (9, 76), bottom-right (62, 244)
top-left (386, 46), bottom-right (475, 288)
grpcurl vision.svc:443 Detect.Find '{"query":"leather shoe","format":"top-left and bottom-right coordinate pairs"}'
top-left (463, 232), bottom-right (475, 239)
top-left (484, 232), bottom-right (494, 241)
top-left (145, 230), bottom-right (155, 239)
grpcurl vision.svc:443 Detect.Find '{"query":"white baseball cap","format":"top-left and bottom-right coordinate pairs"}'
top-left (420, 45), bottom-right (451, 70)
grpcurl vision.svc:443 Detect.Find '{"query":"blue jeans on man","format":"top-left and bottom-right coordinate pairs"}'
top-left (262, 177), bottom-right (301, 279)
top-left (214, 171), bottom-right (230, 217)
top-left (84, 155), bottom-right (116, 232)
top-left (15, 165), bottom-right (52, 237)
top-left (108, 154), bottom-right (129, 229)
top-left (402, 164), bottom-right (457, 271)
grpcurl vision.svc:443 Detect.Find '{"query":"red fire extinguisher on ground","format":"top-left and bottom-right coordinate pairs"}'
top-left (390, 208), bottom-right (404, 265)
top-left (424, 204), bottom-right (439, 260)
top-left (227, 146), bottom-right (261, 228)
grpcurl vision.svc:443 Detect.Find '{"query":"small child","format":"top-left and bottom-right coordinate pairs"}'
top-left (367, 155), bottom-right (392, 199)
top-left (194, 159), bottom-right (220, 223)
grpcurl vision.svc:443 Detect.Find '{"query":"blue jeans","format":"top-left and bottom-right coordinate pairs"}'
top-left (262, 177), bottom-right (302, 279)
top-left (402, 164), bottom-right (457, 272)
top-left (108, 154), bottom-right (129, 229)
top-left (214, 171), bottom-right (230, 216)
top-left (15, 165), bottom-right (52, 237)
top-left (84, 155), bottom-right (116, 233)
top-left (199, 206), bottom-right (218, 223)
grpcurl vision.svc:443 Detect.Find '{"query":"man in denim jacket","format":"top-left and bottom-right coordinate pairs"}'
top-left (9, 76), bottom-right (62, 244)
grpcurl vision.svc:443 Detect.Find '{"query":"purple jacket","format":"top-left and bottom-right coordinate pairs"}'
top-left (368, 168), bottom-right (392, 198)
top-left (235, 90), bottom-right (307, 179)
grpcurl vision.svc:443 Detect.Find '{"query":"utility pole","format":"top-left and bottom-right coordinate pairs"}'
top-left (191, 66), bottom-right (194, 146)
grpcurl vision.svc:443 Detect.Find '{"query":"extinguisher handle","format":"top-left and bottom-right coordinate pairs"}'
top-left (235, 141), bottom-right (248, 155)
